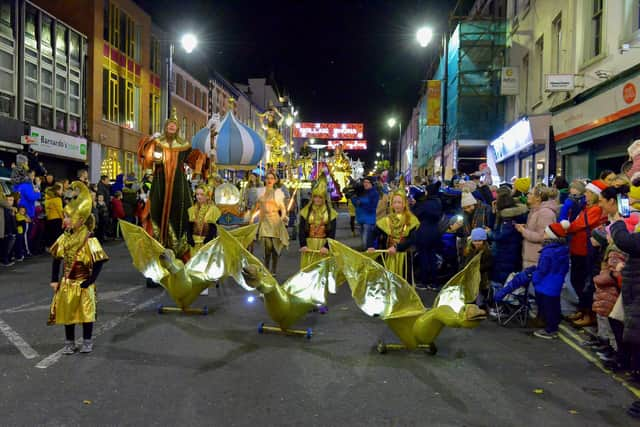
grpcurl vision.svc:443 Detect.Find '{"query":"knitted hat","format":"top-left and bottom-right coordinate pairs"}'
top-left (628, 139), bottom-right (640, 158)
top-left (461, 191), bottom-right (477, 208)
top-left (470, 227), bottom-right (487, 241)
top-left (514, 177), bottom-right (531, 194)
top-left (630, 184), bottom-right (640, 201)
top-left (545, 222), bottom-right (567, 239)
top-left (461, 180), bottom-right (477, 193)
top-left (585, 179), bottom-right (608, 195)
top-left (569, 180), bottom-right (586, 194)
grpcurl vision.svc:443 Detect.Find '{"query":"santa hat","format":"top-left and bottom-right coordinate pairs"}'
top-left (461, 191), bottom-right (477, 208)
top-left (628, 139), bottom-right (640, 159)
top-left (585, 179), bottom-right (607, 195)
top-left (545, 223), bottom-right (567, 239)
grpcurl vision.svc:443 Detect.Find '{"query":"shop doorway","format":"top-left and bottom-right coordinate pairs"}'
top-left (596, 156), bottom-right (628, 176)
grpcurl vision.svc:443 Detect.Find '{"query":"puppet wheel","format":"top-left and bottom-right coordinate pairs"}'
top-left (376, 340), bottom-right (387, 354)
top-left (306, 328), bottom-right (313, 339)
top-left (257, 322), bottom-right (265, 334)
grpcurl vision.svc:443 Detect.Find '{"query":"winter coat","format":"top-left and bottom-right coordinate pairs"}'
top-left (122, 188), bottom-right (137, 219)
top-left (44, 189), bottom-right (63, 221)
top-left (97, 181), bottom-right (111, 202)
top-left (532, 240), bottom-right (570, 297)
top-left (490, 204), bottom-right (528, 284)
top-left (460, 202), bottom-right (494, 238)
top-left (609, 220), bottom-right (640, 345)
top-left (12, 181), bottom-right (39, 219)
top-left (111, 198), bottom-right (125, 219)
top-left (521, 200), bottom-right (558, 268)
top-left (0, 198), bottom-right (11, 238)
top-left (592, 246), bottom-right (625, 316)
top-left (352, 187), bottom-right (379, 225)
top-left (564, 205), bottom-right (605, 257)
top-left (411, 195), bottom-right (443, 246)
top-left (559, 194), bottom-right (585, 222)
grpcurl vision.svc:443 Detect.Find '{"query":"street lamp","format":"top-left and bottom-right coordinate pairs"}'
top-left (285, 116), bottom-right (294, 127)
top-left (416, 27), bottom-right (433, 48)
top-left (167, 32), bottom-right (199, 118)
top-left (387, 117), bottom-right (401, 171)
top-left (376, 152), bottom-right (381, 158)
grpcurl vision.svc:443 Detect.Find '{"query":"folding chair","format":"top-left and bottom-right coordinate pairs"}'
top-left (490, 274), bottom-right (531, 328)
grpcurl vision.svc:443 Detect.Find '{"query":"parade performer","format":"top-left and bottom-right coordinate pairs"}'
top-left (330, 143), bottom-right (351, 201)
top-left (368, 180), bottom-right (420, 281)
top-left (258, 105), bottom-right (285, 165)
top-left (48, 182), bottom-right (109, 355)
top-left (137, 108), bottom-right (207, 259)
top-left (187, 183), bottom-right (221, 258)
top-left (298, 174), bottom-right (337, 269)
top-left (255, 172), bottom-right (289, 274)
top-left (330, 239), bottom-right (486, 354)
top-left (298, 140), bottom-right (313, 179)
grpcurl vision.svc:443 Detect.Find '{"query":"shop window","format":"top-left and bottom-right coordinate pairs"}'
top-left (124, 151), bottom-right (135, 176)
top-left (69, 115), bottom-right (79, 135)
top-left (149, 93), bottom-right (160, 134)
top-left (24, 101), bottom-right (37, 124)
top-left (101, 148), bottom-right (122, 180)
top-left (55, 111), bottom-right (65, 131)
top-left (0, 0), bottom-right (13, 39)
top-left (41, 106), bottom-right (53, 128)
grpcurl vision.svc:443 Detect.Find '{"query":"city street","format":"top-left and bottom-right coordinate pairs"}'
top-left (0, 213), bottom-right (637, 426)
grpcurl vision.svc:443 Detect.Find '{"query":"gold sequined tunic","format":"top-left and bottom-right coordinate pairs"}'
top-left (257, 188), bottom-right (289, 254)
top-left (299, 203), bottom-right (337, 269)
top-left (187, 202), bottom-right (221, 256)
top-left (376, 213), bottom-right (420, 280)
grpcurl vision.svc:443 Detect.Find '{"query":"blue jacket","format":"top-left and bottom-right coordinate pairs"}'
top-left (12, 182), bottom-right (39, 219)
top-left (490, 205), bottom-right (528, 284)
top-left (494, 266), bottom-right (535, 302)
top-left (532, 241), bottom-right (570, 297)
top-left (559, 195), bottom-right (585, 222)
top-left (351, 188), bottom-right (379, 225)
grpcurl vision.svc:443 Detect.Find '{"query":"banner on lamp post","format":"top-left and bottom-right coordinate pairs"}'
top-left (426, 80), bottom-right (441, 126)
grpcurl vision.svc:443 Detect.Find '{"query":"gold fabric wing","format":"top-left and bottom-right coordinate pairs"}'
top-left (119, 220), bottom-right (169, 284)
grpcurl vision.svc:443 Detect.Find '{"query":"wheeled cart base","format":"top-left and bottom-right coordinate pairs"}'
top-left (257, 322), bottom-right (312, 339)
top-left (376, 340), bottom-right (437, 355)
top-left (157, 304), bottom-right (209, 315)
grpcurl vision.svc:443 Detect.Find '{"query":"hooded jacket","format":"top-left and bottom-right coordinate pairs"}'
top-left (564, 204), bottom-right (605, 257)
top-left (521, 200), bottom-right (558, 267)
top-left (532, 240), bottom-right (570, 297)
top-left (490, 204), bottom-right (528, 284)
top-left (44, 187), bottom-right (63, 221)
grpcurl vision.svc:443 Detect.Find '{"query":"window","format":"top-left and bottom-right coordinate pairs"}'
top-left (194, 88), bottom-right (199, 108)
top-left (41, 15), bottom-right (52, 55)
top-left (149, 93), bottom-right (160, 134)
top-left (25, 5), bottom-right (37, 49)
top-left (24, 101), bottom-right (36, 124)
top-left (176, 73), bottom-right (184, 96)
top-left (0, 0), bottom-right (13, 38)
top-left (552, 15), bottom-right (562, 73)
top-left (192, 120), bottom-right (196, 140)
top-left (25, 60), bottom-right (37, 101)
top-left (201, 92), bottom-right (207, 111)
top-left (150, 36), bottom-right (161, 74)
top-left (134, 24), bottom-right (141, 63)
top-left (41, 106), bottom-right (53, 128)
top-left (535, 36), bottom-right (544, 100)
top-left (107, 2), bottom-right (120, 49)
top-left (41, 67), bottom-right (52, 105)
top-left (55, 23), bottom-right (66, 57)
top-left (118, 77), bottom-right (139, 130)
top-left (55, 110), bottom-right (65, 131)
top-left (69, 32), bottom-right (80, 66)
top-left (180, 116), bottom-right (186, 138)
top-left (69, 115), bottom-right (79, 134)
top-left (520, 54), bottom-right (529, 114)
top-left (186, 81), bottom-right (193, 103)
top-left (124, 152), bottom-right (135, 176)
top-left (586, 0), bottom-right (604, 60)
top-left (102, 68), bottom-right (118, 122)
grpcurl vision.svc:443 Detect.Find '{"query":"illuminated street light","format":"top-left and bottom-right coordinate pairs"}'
top-left (381, 139), bottom-right (387, 146)
top-left (416, 27), bottom-right (433, 48)
top-left (387, 118), bottom-right (397, 128)
top-left (181, 33), bottom-right (198, 53)
top-left (376, 152), bottom-right (381, 158)
top-left (285, 116), bottom-right (294, 127)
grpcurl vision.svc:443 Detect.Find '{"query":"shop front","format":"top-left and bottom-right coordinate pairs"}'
top-left (552, 69), bottom-right (640, 181)
top-left (0, 116), bottom-right (29, 169)
top-left (28, 126), bottom-right (87, 180)
top-left (488, 115), bottom-right (551, 184)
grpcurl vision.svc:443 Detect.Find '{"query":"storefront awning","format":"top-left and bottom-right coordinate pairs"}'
top-left (555, 111), bottom-right (640, 151)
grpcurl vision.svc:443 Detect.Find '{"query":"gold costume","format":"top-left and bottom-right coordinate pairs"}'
top-left (187, 200), bottom-right (221, 257)
top-left (375, 213), bottom-right (420, 280)
top-left (48, 182), bottom-right (108, 326)
top-left (259, 109), bottom-right (286, 165)
top-left (330, 144), bottom-right (351, 201)
top-left (299, 175), bottom-right (337, 269)
top-left (256, 186), bottom-right (289, 273)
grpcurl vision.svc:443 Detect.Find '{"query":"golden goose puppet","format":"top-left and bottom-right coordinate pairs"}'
top-left (219, 227), bottom-right (339, 337)
top-left (119, 220), bottom-right (258, 314)
top-left (328, 239), bottom-right (487, 353)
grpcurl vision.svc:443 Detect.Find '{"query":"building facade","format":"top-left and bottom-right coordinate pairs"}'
top-left (171, 63), bottom-right (207, 143)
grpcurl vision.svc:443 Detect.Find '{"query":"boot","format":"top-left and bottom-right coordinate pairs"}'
top-left (573, 311), bottom-right (596, 327)
top-left (566, 309), bottom-right (584, 321)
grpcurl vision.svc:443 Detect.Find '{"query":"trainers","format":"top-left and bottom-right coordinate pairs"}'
top-left (79, 339), bottom-right (93, 354)
top-left (15, 256), bottom-right (24, 262)
top-left (62, 341), bottom-right (77, 355)
top-left (1, 261), bottom-right (14, 267)
top-left (533, 329), bottom-right (558, 340)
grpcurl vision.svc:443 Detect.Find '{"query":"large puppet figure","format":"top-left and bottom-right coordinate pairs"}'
top-left (258, 105), bottom-right (286, 165)
top-left (48, 182), bottom-right (109, 354)
top-left (298, 174), bottom-right (337, 269)
top-left (137, 108), bottom-right (207, 259)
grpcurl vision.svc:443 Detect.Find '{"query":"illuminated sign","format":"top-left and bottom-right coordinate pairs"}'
top-left (327, 140), bottom-right (367, 150)
top-left (490, 118), bottom-right (532, 162)
top-left (294, 123), bottom-right (364, 139)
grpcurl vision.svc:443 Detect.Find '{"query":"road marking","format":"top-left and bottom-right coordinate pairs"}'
top-left (0, 317), bottom-right (39, 359)
top-left (558, 324), bottom-right (640, 399)
top-left (35, 293), bottom-right (164, 369)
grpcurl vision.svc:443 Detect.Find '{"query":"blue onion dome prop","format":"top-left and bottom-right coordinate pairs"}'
top-left (191, 127), bottom-right (213, 155)
top-left (216, 111), bottom-right (265, 169)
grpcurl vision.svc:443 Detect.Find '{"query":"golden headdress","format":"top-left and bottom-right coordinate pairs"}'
top-left (164, 107), bottom-right (179, 128)
top-left (63, 181), bottom-right (92, 226)
top-left (196, 182), bottom-right (213, 199)
top-left (312, 173), bottom-right (328, 199)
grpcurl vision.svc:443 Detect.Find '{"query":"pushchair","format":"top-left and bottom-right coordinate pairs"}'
top-left (491, 267), bottom-right (535, 327)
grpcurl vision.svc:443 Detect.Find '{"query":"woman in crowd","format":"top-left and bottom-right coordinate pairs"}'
top-left (44, 183), bottom-right (64, 249)
top-left (255, 172), bottom-right (289, 275)
top-left (299, 174), bottom-right (337, 269)
top-left (516, 184), bottom-right (558, 268)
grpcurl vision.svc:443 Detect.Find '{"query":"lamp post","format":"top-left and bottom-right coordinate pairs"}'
top-left (167, 33), bottom-right (198, 118)
top-left (387, 117), bottom-right (401, 173)
top-left (417, 26), bottom-right (448, 181)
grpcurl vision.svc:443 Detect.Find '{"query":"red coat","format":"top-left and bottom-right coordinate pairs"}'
top-left (565, 205), bottom-right (605, 256)
top-left (111, 198), bottom-right (125, 219)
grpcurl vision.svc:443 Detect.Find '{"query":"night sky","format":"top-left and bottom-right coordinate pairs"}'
top-left (136, 0), bottom-right (458, 166)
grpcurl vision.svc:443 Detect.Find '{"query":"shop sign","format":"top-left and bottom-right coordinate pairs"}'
top-left (326, 140), bottom-right (367, 150)
top-left (426, 80), bottom-right (441, 125)
top-left (293, 123), bottom-right (364, 139)
top-left (490, 119), bottom-right (533, 162)
top-left (545, 74), bottom-right (575, 92)
top-left (553, 74), bottom-right (640, 141)
top-left (29, 127), bottom-right (87, 161)
top-left (500, 67), bottom-right (519, 95)
top-left (20, 135), bottom-right (37, 144)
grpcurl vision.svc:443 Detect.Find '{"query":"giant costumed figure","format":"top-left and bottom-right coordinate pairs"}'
top-left (330, 143), bottom-right (351, 201)
top-left (298, 174), bottom-right (337, 269)
top-left (137, 108), bottom-right (207, 259)
top-left (258, 105), bottom-right (286, 165)
top-left (48, 181), bottom-right (109, 354)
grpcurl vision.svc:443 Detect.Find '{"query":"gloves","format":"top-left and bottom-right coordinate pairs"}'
top-left (80, 280), bottom-right (91, 289)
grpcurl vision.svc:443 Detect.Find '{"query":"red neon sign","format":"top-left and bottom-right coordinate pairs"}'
top-left (293, 122), bottom-right (364, 139)
top-left (327, 140), bottom-right (367, 150)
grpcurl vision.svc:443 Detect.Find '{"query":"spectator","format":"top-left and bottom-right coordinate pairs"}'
top-left (561, 180), bottom-right (607, 327)
top-left (464, 227), bottom-right (493, 306)
top-left (0, 192), bottom-right (15, 266)
top-left (559, 180), bottom-right (586, 222)
top-left (513, 177), bottom-right (531, 205)
top-left (600, 169), bottom-right (616, 187)
top-left (490, 186), bottom-right (528, 286)
top-left (14, 205), bottom-right (30, 261)
top-left (552, 176), bottom-right (569, 204)
top-left (11, 166), bottom-right (40, 219)
top-left (40, 173), bottom-right (55, 194)
top-left (451, 190), bottom-right (494, 238)
top-left (95, 194), bottom-right (110, 242)
top-left (0, 160), bottom-right (10, 178)
top-left (77, 168), bottom-right (89, 186)
top-left (516, 184), bottom-right (558, 268)
top-left (351, 177), bottom-right (379, 249)
top-left (122, 181), bottom-right (138, 224)
top-left (111, 191), bottom-right (125, 238)
top-left (44, 183), bottom-right (63, 249)
top-left (97, 175), bottom-right (111, 205)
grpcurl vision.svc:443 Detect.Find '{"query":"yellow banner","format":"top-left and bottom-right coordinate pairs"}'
top-left (426, 80), bottom-right (441, 126)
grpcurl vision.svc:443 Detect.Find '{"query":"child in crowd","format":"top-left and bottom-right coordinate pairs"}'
top-left (111, 191), bottom-right (125, 238)
top-left (1, 194), bottom-right (17, 266)
top-left (495, 223), bottom-right (570, 339)
top-left (14, 205), bottom-right (30, 261)
top-left (464, 227), bottom-right (493, 307)
top-left (558, 180), bottom-right (586, 222)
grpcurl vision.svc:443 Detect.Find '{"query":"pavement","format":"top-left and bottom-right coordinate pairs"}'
top-left (0, 212), bottom-right (638, 426)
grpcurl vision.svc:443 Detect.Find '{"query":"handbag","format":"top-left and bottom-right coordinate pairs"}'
top-left (609, 293), bottom-right (624, 321)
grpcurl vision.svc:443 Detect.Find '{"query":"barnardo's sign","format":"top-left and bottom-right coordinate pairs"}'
top-left (29, 127), bottom-right (87, 161)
